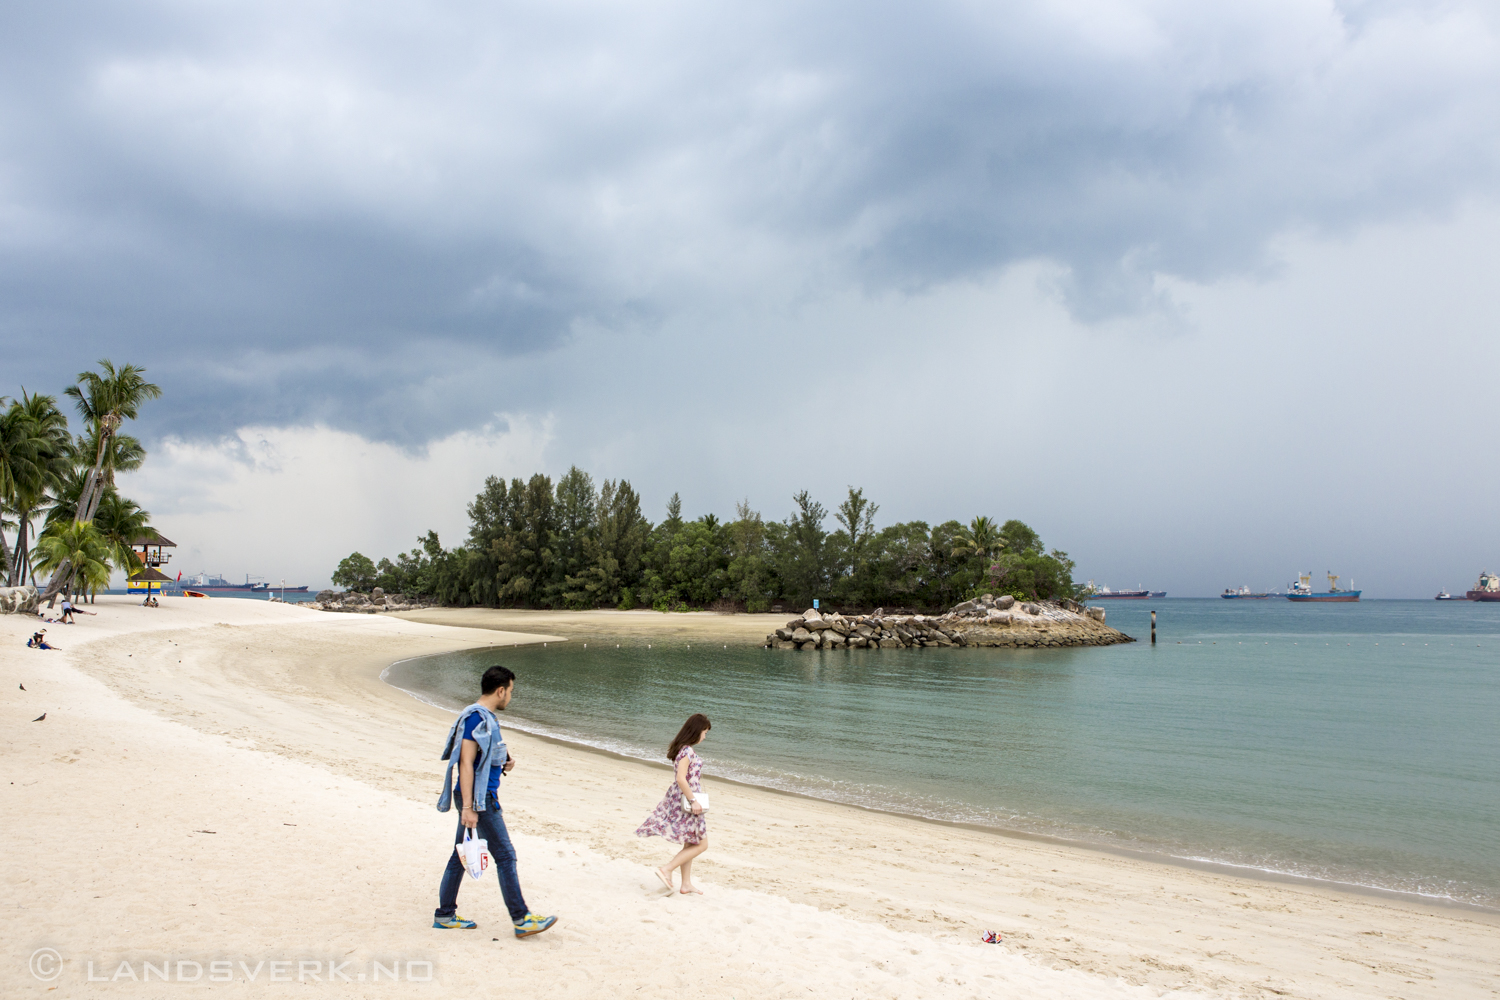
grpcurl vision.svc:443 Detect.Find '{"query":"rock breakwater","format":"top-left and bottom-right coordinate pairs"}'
top-left (309, 587), bottom-right (431, 614)
top-left (764, 593), bottom-right (1131, 649)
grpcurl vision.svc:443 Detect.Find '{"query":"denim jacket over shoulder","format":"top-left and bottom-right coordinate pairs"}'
top-left (436, 704), bottom-right (506, 813)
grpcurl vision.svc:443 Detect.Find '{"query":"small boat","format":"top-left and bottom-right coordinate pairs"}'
top-left (182, 590), bottom-right (209, 599)
top-left (1466, 571), bottom-right (1500, 602)
top-left (1435, 590), bottom-right (1464, 600)
top-left (1286, 571), bottom-right (1360, 603)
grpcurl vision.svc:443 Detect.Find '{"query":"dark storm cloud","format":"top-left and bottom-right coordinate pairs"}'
top-left (2, 0), bottom-right (1497, 440)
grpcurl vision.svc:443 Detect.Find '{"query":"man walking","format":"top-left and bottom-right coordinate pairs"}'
top-left (433, 665), bottom-right (558, 938)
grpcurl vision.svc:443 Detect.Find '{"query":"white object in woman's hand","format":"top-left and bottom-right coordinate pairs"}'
top-left (691, 802), bottom-right (703, 816)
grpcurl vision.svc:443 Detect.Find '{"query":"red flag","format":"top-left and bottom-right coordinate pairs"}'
top-left (176, 572), bottom-right (182, 581)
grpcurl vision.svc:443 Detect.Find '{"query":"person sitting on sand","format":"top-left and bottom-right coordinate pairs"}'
top-left (432, 664), bottom-right (558, 938)
top-left (27, 630), bottom-right (56, 650)
top-left (637, 713), bottom-right (712, 895)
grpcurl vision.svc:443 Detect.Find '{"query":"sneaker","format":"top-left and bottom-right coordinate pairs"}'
top-left (432, 916), bottom-right (477, 929)
top-left (512, 913), bottom-right (558, 938)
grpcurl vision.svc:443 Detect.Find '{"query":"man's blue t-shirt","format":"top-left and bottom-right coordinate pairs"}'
top-left (461, 713), bottom-right (503, 798)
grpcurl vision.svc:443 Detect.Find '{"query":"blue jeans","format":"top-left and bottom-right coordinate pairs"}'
top-left (435, 791), bottom-right (529, 924)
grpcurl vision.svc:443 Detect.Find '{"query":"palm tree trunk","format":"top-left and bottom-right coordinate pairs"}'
top-left (40, 427), bottom-right (115, 605)
top-left (0, 531), bottom-right (11, 587)
top-left (14, 514), bottom-right (29, 588)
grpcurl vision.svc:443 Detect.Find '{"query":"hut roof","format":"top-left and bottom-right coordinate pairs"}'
top-left (132, 534), bottom-right (176, 547)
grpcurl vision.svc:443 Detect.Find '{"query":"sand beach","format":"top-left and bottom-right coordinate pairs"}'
top-left (2, 597), bottom-right (1496, 998)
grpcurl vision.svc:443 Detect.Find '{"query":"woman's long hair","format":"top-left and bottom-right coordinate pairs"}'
top-left (668, 713), bottom-right (712, 761)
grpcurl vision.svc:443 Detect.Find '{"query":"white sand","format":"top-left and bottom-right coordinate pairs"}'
top-left (2, 598), bottom-right (1495, 998)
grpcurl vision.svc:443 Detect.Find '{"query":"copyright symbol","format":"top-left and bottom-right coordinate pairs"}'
top-left (29, 947), bottom-right (63, 982)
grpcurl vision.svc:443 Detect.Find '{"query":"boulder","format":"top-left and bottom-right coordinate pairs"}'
top-left (315, 589), bottom-right (335, 602)
top-left (994, 595), bottom-right (1016, 610)
top-left (1022, 602), bottom-right (1042, 616)
top-left (952, 599), bottom-right (979, 614)
top-left (802, 608), bottom-right (822, 622)
top-left (371, 587), bottom-right (384, 599)
top-left (775, 628), bottom-right (793, 640)
top-left (986, 611), bottom-right (1013, 625)
top-left (806, 619), bottom-right (832, 631)
top-left (0, 586), bottom-right (40, 614)
top-left (1085, 607), bottom-right (1106, 623)
top-left (791, 628), bottom-right (812, 643)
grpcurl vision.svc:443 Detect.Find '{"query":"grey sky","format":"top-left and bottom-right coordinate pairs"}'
top-left (3, 1), bottom-right (1499, 595)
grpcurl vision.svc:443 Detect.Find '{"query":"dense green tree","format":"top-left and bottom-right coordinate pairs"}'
top-left (333, 552), bottom-right (378, 591)
top-left (490, 474), bottom-right (557, 606)
top-left (768, 490), bottom-right (830, 608)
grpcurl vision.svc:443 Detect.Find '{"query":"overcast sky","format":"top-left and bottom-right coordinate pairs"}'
top-left (4, 0), bottom-right (1499, 596)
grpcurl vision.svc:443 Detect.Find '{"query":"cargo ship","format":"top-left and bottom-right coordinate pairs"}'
top-left (169, 573), bottom-right (309, 594)
top-left (1222, 586), bottom-right (1273, 599)
top-left (1086, 583), bottom-right (1154, 599)
top-left (1286, 571), bottom-right (1360, 602)
top-left (1466, 570), bottom-right (1500, 602)
top-left (171, 573), bottom-right (263, 592)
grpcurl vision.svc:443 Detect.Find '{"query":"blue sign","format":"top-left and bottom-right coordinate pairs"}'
top-left (813, 599), bottom-right (819, 609)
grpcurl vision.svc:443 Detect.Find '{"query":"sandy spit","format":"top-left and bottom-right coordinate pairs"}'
top-left (1, 599), bottom-right (1494, 999)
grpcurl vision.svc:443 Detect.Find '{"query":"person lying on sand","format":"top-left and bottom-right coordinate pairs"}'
top-left (27, 631), bottom-right (57, 650)
top-left (433, 664), bottom-right (557, 938)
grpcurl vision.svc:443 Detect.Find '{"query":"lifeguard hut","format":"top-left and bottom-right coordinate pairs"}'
top-left (128, 533), bottom-right (176, 599)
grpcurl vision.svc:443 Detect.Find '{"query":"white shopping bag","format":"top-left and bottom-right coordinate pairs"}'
top-left (456, 826), bottom-right (491, 879)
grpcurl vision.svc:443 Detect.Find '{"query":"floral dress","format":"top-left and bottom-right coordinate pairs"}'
top-left (635, 745), bottom-right (706, 845)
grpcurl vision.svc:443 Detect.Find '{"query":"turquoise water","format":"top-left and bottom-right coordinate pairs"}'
top-left (386, 600), bottom-right (1500, 909)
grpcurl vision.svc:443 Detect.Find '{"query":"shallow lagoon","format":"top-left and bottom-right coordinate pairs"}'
top-left (387, 599), bottom-right (1500, 908)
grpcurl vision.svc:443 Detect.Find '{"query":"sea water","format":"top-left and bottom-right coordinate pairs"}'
top-left (385, 599), bottom-right (1500, 909)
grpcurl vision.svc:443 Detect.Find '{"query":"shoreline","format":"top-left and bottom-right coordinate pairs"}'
top-left (5, 597), bottom-right (1497, 998)
top-left (383, 643), bottom-right (1497, 918)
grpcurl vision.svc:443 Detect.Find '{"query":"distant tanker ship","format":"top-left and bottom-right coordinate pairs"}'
top-left (1286, 571), bottom-right (1360, 603)
top-left (1085, 583), bottom-right (1157, 599)
top-left (1466, 570), bottom-right (1500, 602)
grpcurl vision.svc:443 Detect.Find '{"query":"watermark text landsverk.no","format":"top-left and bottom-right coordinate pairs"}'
top-left (29, 949), bottom-right (437, 985)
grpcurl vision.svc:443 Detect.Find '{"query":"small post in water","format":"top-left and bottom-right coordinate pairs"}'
top-left (1151, 609), bottom-right (1157, 645)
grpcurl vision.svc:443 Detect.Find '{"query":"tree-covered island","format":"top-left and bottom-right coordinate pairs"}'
top-left (334, 469), bottom-right (1084, 613)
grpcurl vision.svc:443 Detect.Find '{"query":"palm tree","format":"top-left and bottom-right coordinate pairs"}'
top-left (41, 360), bottom-right (161, 602)
top-left (958, 516), bottom-right (1006, 574)
top-left (94, 491), bottom-right (158, 581)
top-left (0, 395), bottom-right (59, 585)
top-left (4, 392), bottom-right (72, 586)
top-left (32, 521), bottom-right (113, 601)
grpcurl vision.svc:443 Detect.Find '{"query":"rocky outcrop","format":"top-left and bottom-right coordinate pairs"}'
top-left (764, 594), bottom-right (1129, 650)
top-left (0, 585), bottom-right (39, 615)
top-left (309, 589), bottom-right (430, 614)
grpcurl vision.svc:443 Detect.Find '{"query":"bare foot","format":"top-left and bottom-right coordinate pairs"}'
top-left (679, 885), bottom-right (703, 895)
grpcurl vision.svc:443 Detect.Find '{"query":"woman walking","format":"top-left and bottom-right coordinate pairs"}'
top-left (636, 713), bottom-right (711, 895)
